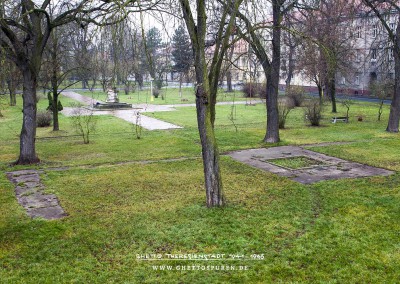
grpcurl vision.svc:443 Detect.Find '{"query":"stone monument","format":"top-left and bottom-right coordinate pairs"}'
top-left (106, 88), bottom-right (119, 103)
top-left (93, 87), bottom-right (132, 109)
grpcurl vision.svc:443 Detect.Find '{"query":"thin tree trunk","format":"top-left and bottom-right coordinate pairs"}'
top-left (7, 79), bottom-right (17, 106)
top-left (325, 76), bottom-right (337, 113)
top-left (196, 85), bottom-right (224, 207)
top-left (387, 27), bottom-right (400, 132)
top-left (226, 70), bottom-right (232, 92)
top-left (329, 78), bottom-right (337, 113)
top-left (51, 78), bottom-right (60, 131)
top-left (179, 73), bottom-right (183, 97)
top-left (285, 45), bottom-right (295, 90)
top-left (16, 68), bottom-right (39, 164)
top-left (317, 83), bottom-right (323, 104)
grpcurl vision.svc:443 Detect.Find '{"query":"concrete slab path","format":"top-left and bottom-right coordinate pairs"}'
top-left (61, 91), bottom-right (182, 130)
top-left (6, 170), bottom-right (67, 220)
top-left (228, 146), bottom-right (394, 184)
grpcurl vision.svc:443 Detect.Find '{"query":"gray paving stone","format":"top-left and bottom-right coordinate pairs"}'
top-left (228, 146), bottom-right (394, 184)
top-left (6, 170), bottom-right (67, 220)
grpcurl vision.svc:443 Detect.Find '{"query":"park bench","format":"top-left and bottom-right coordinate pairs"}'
top-left (331, 116), bottom-right (348, 123)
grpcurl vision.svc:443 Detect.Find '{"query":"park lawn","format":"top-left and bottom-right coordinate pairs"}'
top-left (1, 158), bottom-right (400, 283)
top-left (1, 93), bottom-right (400, 282)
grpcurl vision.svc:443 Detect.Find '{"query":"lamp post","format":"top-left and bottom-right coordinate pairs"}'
top-left (150, 77), bottom-right (154, 102)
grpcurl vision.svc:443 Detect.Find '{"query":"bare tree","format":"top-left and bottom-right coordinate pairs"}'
top-left (178, 0), bottom-right (243, 207)
top-left (298, 0), bottom-right (359, 112)
top-left (0, 0), bottom-right (153, 164)
top-left (363, 0), bottom-right (400, 132)
top-left (233, 0), bottom-right (306, 143)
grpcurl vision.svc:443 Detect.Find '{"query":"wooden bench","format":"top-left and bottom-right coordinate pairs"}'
top-left (331, 116), bottom-right (348, 123)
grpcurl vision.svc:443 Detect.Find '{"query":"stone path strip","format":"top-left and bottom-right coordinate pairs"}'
top-left (228, 146), bottom-right (394, 184)
top-left (6, 170), bottom-right (67, 220)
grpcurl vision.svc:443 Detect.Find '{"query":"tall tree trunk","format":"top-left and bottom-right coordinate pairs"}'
top-left (264, 0), bottom-right (281, 143)
top-left (264, 73), bottom-right (280, 143)
top-left (329, 78), bottom-right (337, 113)
top-left (387, 26), bottom-right (400, 132)
top-left (179, 73), bottom-right (183, 97)
top-left (325, 76), bottom-right (337, 113)
top-left (317, 83), bottom-right (323, 104)
top-left (226, 70), bottom-right (232, 92)
top-left (7, 79), bottom-right (17, 106)
top-left (51, 75), bottom-right (60, 131)
top-left (285, 45), bottom-right (295, 90)
top-left (196, 85), bottom-right (224, 207)
top-left (52, 94), bottom-right (59, 131)
top-left (16, 68), bottom-right (39, 164)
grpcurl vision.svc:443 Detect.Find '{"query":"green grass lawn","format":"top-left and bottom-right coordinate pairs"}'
top-left (79, 87), bottom-right (253, 105)
top-left (0, 93), bottom-right (400, 283)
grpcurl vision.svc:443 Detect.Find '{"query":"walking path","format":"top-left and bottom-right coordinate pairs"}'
top-left (61, 91), bottom-right (183, 130)
top-left (6, 170), bottom-right (67, 220)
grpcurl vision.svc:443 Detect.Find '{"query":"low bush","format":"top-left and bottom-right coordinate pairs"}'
top-left (36, 111), bottom-right (52, 127)
top-left (242, 82), bottom-right (267, 98)
top-left (286, 85), bottom-right (305, 107)
top-left (153, 88), bottom-right (160, 98)
top-left (278, 97), bottom-right (295, 129)
top-left (304, 99), bottom-right (323, 126)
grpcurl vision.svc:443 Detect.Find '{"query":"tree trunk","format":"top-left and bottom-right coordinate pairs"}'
top-left (196, 85), bottom-right (224, 207)
top-left (264, 0), bottom-right (281, 143)
top-left (179, 73), bottom-right (183, 97)
top-left (317, 83), bottom-right (323, 104)
top-left (325, 77), bottom-right (337, 113)
top-left (51, 80), bottom-right (60, 131)
top-left (264, 73), bottom-right (280, 143)
top-left (16, 68), bottom-right (40, 164)
top-left (329, 78), bottom-right (337, 113)
top-left (226, 70), bottom-right (232, 92)
top-left (7, 79), bottom-right (17, 106)
top-left (387, 27), bottom-right (400, 132)
top-left (285, 45), bottom-right (295, 90)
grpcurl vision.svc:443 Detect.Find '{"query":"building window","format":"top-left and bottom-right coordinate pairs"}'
top-left (355, 76), bottom-right (360, 85)
top-left (356, 26), bottom-right (362, 38)
top-left (389, 48), bottom-right (394, 61)
top-left (355, 50), bottom-right (361, 62)
top-left (373, 24), bottom-right (378, 37)
top-left (371, 48), bottom-right (377, 60)
top-left (390, 23), bottom-right (396, 31)
top-left (341, 77), bottom-right (346, 85)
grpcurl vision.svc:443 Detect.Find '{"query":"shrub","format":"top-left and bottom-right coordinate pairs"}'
top-left (258, 83), bottom-right (267, 99)
top-left (305, 99), bottom-right (323, 126)
top-left (153, 88), bottom-right (160, 98)
top-left (154, 79), bottom-right (163, 90)
top-left (241, 82), bottom-right (268, 98)
top-left (286, 85), bottom-right (305, 107)
top-left (36, 111), bottom-right (52, 127)
top-left (70, 105), bottom-right (97, 144)
top-left (46, 92), bottom-right (63, 112)
top-left (242, 82), bottom-right (259, 98)
top-left (278, 97), bottom-right (295, 129)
